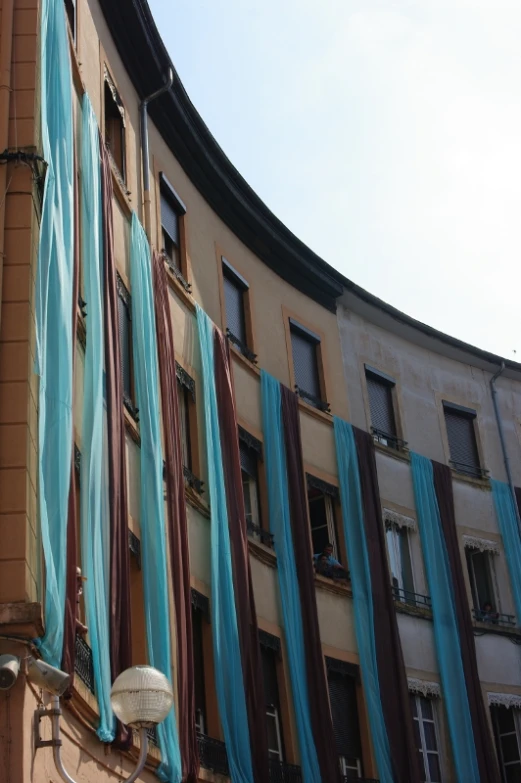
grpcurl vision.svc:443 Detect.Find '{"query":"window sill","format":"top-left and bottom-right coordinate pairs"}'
top-left (248, 536), bottom-right (277, 568)
top-left (450, 469), bottom-right (490, 490)
top-left (297, 396), bottom-right (333, 425)
top-left (314, 573), bottom-right (352, 598)
top-left (374, 440), bottom-right (410, 463)
top-left (165, 261), bottom-right (196, 313)
top-left (472, 619), bottom-right (521, 639)
top-left (393, 599), bottom-right (432, 621)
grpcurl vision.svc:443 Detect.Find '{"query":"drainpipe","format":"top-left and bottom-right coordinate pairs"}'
top-left (490, 362), bottom-right (521, 537)
top-left (0, 0), bottom-right (15, 331)
top-left (140, 68), bottom-right (174, 239)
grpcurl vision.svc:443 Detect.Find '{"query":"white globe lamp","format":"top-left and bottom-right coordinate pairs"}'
top-left (110, 665), bottom-right (173, 728)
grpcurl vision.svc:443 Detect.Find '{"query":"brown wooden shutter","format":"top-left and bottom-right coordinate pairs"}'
top-left (444, 404), bottom-right (480, 474)
top-left (366, 370), bottom-right (396, 436)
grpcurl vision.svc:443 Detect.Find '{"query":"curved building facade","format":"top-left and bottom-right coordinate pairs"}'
top-left (0, 0), bottom-right (520, 781)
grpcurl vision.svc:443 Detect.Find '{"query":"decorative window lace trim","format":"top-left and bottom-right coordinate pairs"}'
top-left (408, 678), bottom-right (441, 698)
top-left (383, 508), bottom-right (416, 531)
top-left (463, 535), bottom-right (500, 554)
top-left (488, 692), bottom-right (521, 710)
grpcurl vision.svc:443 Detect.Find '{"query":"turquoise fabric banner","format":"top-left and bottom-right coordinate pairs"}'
top-left (333, 417), bottom-right (393, 783)
top-left (36, 0), bottom-right (75, 667)
top-left (130, 214), bottom-right (182, 782)
top-left (79, 93), bottom-right (114, 742)
top-left (410, 453), bottom-right (479, 783)
top-left (492, 480), bottom-right (521, 623)
top-left (260, 371), bottom-right (321, 783)
top-left (196, 306), bottom-right (254, 783)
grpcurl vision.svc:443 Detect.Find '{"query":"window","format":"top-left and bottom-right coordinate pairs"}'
top-left (365, 366), bottom-right (401, 448)
top-left (260, 634), bottom-right (284, 761)
top-left (491, 705), bottom-right (521, 782)
top-left (222, 258), bottom-right (255, 361)
top-left (64, 0), bottom-right (76, 42)
top-left (290, 319), bottom-right (328, 411)
top-left (240, 443), bottom-right (261, 530)
top-left (176, 363), bottom-right (203, 495)
top-left (104, 71), bottom-right (126, 182)
top-left (326, 659), bottom-right (363, 778)
top-left (443, 402), bottom-right (483, 478)
top-left (116, 274), bottom-right (138, 421)
top-left (386, 523), bottom-right (415, 603)
top-left (411, 694), bottom-right (442, 782)
top-left (160, 175), bottom-right (187, 283)
top-left (308, 484), bottom-right (338, 558)
top-left (466, 548), bottom-right (498, 616)
top-left (191, 591), bottom-right (208, 736)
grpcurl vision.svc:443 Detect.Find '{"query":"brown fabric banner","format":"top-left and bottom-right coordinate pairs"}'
top-left (432, 461), bottom-right (500, 783)
top-left (214, 330), bottom-right (269, 783)
top-left (152, 250), bottom-right (199, 783)
top-left (280, 385), bottom-right (341, 783)
top-left (353, 427), bottom-right (421, 783)
top-left (100, 137), bottom-right (132, 749)
top-left (61, 145), bottom-right (81, 687)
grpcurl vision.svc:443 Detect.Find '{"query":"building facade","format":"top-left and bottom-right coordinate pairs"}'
top-left (0, 0), bottom-right (520, 781)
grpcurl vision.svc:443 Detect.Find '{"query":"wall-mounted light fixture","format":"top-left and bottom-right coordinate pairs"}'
top-left (34, 664), bottom-right (173, 783)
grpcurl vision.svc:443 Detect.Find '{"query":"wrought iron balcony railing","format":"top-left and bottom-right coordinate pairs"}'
top-left (226, 328), bottom-right (258, 364)
top-left (371, 427), bottom-right (407, 451)
top-left (268, 758), bottom-right (303, 782)
top-left (294, 385), bottom-right (330, 413)
top-left (247, 519), bottom-right (274, 548)
top-left (74, 634), bottom-right (95, 694)
top-left (183, 465), bottom-right (204, 495)
top-left (473, 609), bottom-right (516, 627)
top-left (392, 585), bottom-right (432, 610)
top-left (197, 733), bottom-right (229, 776)
top-left (449, 460), bottom-right (489, 480)
top-left (163, 253), bottom-right (192, 292)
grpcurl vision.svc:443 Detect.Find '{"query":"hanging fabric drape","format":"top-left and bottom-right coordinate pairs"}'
top-left (79, 93), bottom-right (114, 742)
top-left (196, 305), bottom-right (253, 783)
top-left (35, 0), bottom-right (75, 669)
top-left (61, 135), bottom-right (81, 689)
top-left (130, 214), bottom-right (182, 783)
top-left (280, 386), bottom-right (340, 783)
top-left (260, 370), bottom-right (321, 783)
top-left (433, 463), bottom-right (499, 782)
top-left (152, 250), bottom-right (199, 783)
top-left (214, 331), bottom-right (269, 783)
top-left (353, 428), bottom-right (420, 783)
top-left (493, 481), bottom-right (521, 625)
top-left (100, 135), bottom-right (132, 749)
top-left (410, 453), bottom-right (479, 783)
top-left (333, 418), bottom-right (393, 783)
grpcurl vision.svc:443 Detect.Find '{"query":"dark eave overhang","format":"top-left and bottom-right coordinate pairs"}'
top-left (98, 0), bottom-right (343, 312)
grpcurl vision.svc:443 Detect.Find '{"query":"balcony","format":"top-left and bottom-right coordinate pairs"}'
top-left (268, 759), bottom-right (302, 782)
top-left (392, 586), bottom-right (431, 611)
top-left (371, 427), bottom-right (407, 452)
top-left (197, 733), bottom-right (229, 776)
top-left (449, 460), bottom-right (489, 481)
top-left (472, 609), bottom-right (516, 628)
top-left (74, 634), bottom-right (95, 694)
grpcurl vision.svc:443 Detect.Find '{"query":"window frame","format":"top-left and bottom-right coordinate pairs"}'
top-left (386, 522), bottom-right (415, 601)
top-left (442, 400), bottom-right (487, 479)
top-left (364, 364), bottom-right (406, 450)
top-left (491, 705), bottom-right (521, 782)
top-left (217, 254), bottom-right (257, 364)
top-left (287, 315), bottom-right (330, 413)
top-left (159, 173), bottom-right (190, 289)
top-left (326, 657), bottom-right (364, 777)
top-left (465, 547), bottom-right (500, 616)
top-left (259, 633), bottom-right (286, 762)
top-left (175, 362), bottom-right (203, 495)
top-left (410, 693), bottom-right (443, 783)
top-left (116, 273), bottom-right (139, 423)
top-left (103, 67), bottom-right (127, 186)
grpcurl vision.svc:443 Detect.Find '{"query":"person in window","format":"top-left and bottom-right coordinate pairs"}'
top-left (314, 544), bottom-right (348, 582)
top-left (479, 601), bottom-right (499, 624)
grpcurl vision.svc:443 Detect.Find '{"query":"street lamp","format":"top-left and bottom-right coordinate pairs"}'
top-left (35, 665), bottom-right (173, 783)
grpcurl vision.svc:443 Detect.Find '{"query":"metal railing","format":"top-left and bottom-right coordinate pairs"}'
top-left (247, 519), bottom-right (274, 548)
top-left (183, 465), bottom-right (204, 495)
top-left (473, 609), bottom-right (516, 627)
top-left (197, 733), bottom-right (229, 776)
top-left (295, 385), bottom-right (330, 413)
top-left (449, 460), bottom-right (489, 480)
top-left (371, 427), bottom-right (408, 451)
top-left (392, 585), bottom-right (432, 610)
top-left (269, 758), bottom-right (303, 782)
top-left (74, 634), bottom-right (95, 694)
top-left (226, 328), bottom-right (258, 364)
top-left (163, 253), bottom-right (192, 292)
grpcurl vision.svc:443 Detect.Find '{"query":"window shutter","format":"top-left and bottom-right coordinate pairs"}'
top-left (223, 273), bottom-right (246, 345)
top-left (117, 296), bottom-right (132, 400)
top-left (366, 373), bottom-right (396, 436)
top-left (327, 670), bottom-right (362, 760)
top-left (239, 441), bottom-right (257, 478)
top-left (290, 328), bottom-right (320, 399)
top-left (444, 406), bottom-right (480, 472)
top-left (161, 193), bottom-right (180, 247)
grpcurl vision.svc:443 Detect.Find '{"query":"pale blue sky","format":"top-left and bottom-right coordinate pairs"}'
top-left (149, 0), bottom-right (521, 359)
